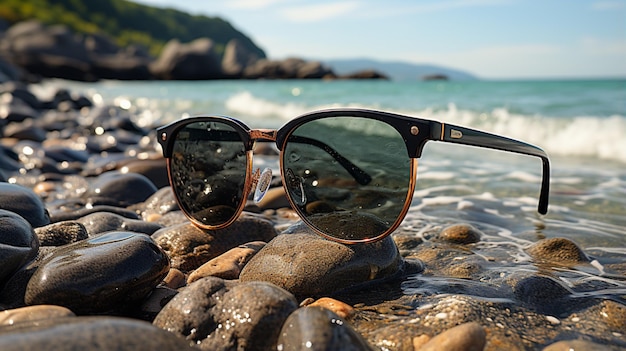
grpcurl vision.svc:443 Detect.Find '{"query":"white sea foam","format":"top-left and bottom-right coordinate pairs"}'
top-left (222, 91), bottom-right (626, 163)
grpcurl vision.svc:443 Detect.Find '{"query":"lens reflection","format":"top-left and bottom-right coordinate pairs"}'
top-left (169, 120), bottom-right (247, 226)
top-left (282, 116), bottom-right (411, 241)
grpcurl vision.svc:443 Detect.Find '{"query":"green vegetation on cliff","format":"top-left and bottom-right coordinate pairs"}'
top-left (0, 0), bottom-right (266, 58)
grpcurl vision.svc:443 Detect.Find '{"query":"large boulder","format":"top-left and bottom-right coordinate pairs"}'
top-left (221, 38), bottom-right (260, 78)
top-left (150, 38), bottom-right (222, 80)
top-left (243, 57), bottom-right (335, 79)
top-left (1, 21), bottom-right (94, 81)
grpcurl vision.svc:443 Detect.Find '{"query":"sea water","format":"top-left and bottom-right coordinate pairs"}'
top-left (37, 78), bottom-right (626, 299)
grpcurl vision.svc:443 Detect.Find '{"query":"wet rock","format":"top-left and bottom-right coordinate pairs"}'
top-left (34, 221), bottom-right (87, 246)
top-left (419, 322), bottom-right (486, 351)
top-left (153, 276), bottom-right (298, 350)
top-left (152, 213), bottom-right (277, 272)
top-left (162, 268), bottom-right (186, 289)
top-left (306, 297), bottom-right (356, 320)
top-left (83, 170), bottom-right (158, 207)
top-left (25, 231), bottom-right (170, 314)
top-left (437, 223), bottom-right (482, 244)
top-left (526, 237), bottom-right (590, 265)
top-left (239, 224), bottom-right (405, 299)
top-left (277, 306), bottom-right (375, 351)
top-left (0, 316), bottom-right (196, 351)
top-left (0, 210), bottom-right (39, 285)
top-left (0, 247), bottom-right (53, 309)
top-left (187, 241), bottom-right (266, 282)
top-left (542, 339), bottom-right (615, 351)
top-left (512, 274), bottom-right (572, 311)
top-left (600, 300), bottom-right (626, 332)
top-left (76, 212), bottom-right (163, 236)
top-left (49, 204), bottom-right (140, 223)
top-left (150, 38), bottom-right (222, 80)
top-left (0, 182), bottom-right (50, 228)
top-left (119, 158), bottom-right (169, 189)
top-left (0, 305), bottom-right (75, 326)
top-left (134, 186), bottom-right (180, 222)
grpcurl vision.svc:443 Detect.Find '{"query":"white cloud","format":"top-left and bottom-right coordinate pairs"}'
top-left (280, 2), bottom-right (360, 22)
top-left (580, 36), bottom-right (626, 55)
top-left (591, 1), bottom-right (626, 10)
top-left (227, 0), bottom-right (289, 10)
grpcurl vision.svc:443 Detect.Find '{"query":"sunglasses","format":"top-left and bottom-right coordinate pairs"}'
top-left (157, 108), bottom-right (550, 244)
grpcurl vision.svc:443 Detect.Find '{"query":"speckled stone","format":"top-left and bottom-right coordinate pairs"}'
top-left (437, 223), bottom-right (483, 244)
top-left (0, 209), bottom-right (39, 285)
top-left (0, 183), bottom-right (50, 228)
top-left (0, 316), bottom-right (196, 351)
top-left (277, 306), bottom-right (375, 351)
top-left (153, 276), bottom-right (298, 350)
top-left (152, 212), bottom-right (278, 272)
top-left (526, 237), bottom-right (590, 265)
top-left (33, 221), bottom-right (88, 246)
top-left (542, 339), bottom-right (617, 351)
top-left (25, 231), bottom-right (170, 314)
top-left (239, 224), bottom-right (407, 300)
top-left (512, 274), bottom-right (572, 311)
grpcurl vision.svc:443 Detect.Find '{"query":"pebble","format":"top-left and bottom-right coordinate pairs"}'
top-left (542, 339), bottom-right (616, 351)
top-left (277, 306), bottom-right (375, 351)
top-left (306, 297), bottom-right (356, 319)
top-left (153, 276), bottom-right (298, 350)
top-left (0, 305), bottom-right (75, 326)
top-left (512, 274), bottom-right (572, 312)
top-left (25, 231), bottom-right (170, 314)
top-left (83, 170), bottom-right (158, 207)
top-left (0, 182), bottom-right (50, 228)
top-left (418, 322), bottom-right (486, 351)
top-left (437, 223), bottom-right (482, 244)
top-left (75, 212), bottom-right (163, 236)
top-left (0, 316), bottom-right (195, 351)
top-left (0, 209), bottom-right (39, 285)
top-left (526, 237), bottom-right (590, 265)
top-left (239, 224), bottom-right (404, 299)
top-left (152, 212), bottom-right (277, 272)
top-left (187, 241), bottom-right (266, 282)
top-left (33, 221), bottom-right (88, 246)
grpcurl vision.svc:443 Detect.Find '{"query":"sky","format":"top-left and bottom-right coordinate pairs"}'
top-left (132, 0), bottom-right (626, 79)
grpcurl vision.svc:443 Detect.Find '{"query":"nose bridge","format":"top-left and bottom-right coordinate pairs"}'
top-left (250, 129), bottom-right (278, 142)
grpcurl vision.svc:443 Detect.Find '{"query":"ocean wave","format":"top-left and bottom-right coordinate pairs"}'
top-left (224, 91), bottom-right (626, 163)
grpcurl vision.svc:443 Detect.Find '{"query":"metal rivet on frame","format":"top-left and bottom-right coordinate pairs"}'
top-left (410, 126), bottom-right (419, 135)
top-left (161, 132), bottom-right (167, 141)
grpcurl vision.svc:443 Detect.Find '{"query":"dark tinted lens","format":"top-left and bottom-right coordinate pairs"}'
top-left (169, 120), bottom-right (247, 226)
top-left (282, 116), bottom-right (412, 241)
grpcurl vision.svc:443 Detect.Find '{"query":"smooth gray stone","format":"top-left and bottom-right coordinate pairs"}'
top-left (76, 212), bottom-right (163, 236)
top-left (0, 209), bottom-right (39, 285)
top-left (277, 306), bottom-right (375, 351)
top-left (25, 231), bottom-right (170, 314)
top-left (0, 316), bottom-right (196, 351)
top-left (0, 182), bottom-right (50, 228)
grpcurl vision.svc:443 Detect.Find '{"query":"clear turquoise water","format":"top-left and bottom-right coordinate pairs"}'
top-left (38, 78), bottom-right (626, 250)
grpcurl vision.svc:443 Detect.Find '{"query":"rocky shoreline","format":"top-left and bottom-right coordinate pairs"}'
top-left (0, 20), bottom-right (387, 82)
top-left (1, 76), bottom-right (626, 348)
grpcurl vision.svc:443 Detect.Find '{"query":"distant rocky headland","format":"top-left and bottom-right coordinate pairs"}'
top-left (0, 20), bottom-right (387, 83)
